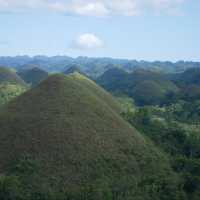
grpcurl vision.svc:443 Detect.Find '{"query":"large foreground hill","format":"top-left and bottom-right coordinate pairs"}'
top-left (0, 73), bottom-right (184, 199)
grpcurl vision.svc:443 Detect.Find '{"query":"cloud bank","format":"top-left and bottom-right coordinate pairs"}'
top-left (0, 0), bottom-right (186, 16)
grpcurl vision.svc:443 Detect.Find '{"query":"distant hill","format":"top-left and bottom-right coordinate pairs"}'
top-left (174, 68), bottom-right (200, 101)
top-left (0, 66), bottom-right (26, 86)
top-left (175, 68), bottom-right (200, 86)
top-left (18, 67), bottom-right (48, 87)
top-left (63, 65), bottom-right (83, 75)
top-left (0, 73), bottom-right (183, 199)
top-left (97, 68), bottom-right (129, 92)
top-left (1, 56), bottom-right (200, 76)
top-left (97, 68), bottom-right (179, 105)
top-left (19, 63), bottom-right (40, 71)
top-left (132, 80), bottom-right (166, 105)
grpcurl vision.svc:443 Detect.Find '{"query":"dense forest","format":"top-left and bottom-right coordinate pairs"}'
top-left (0, 61), bottom-right (199, 200)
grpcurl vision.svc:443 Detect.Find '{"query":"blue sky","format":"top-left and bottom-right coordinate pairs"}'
top-left (0, 0), bottom-right (200, 61)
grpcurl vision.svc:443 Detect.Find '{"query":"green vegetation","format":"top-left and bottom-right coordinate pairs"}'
top-left (97, 68), bottom-right (179, 106)
top-left (0, 65), bottom-right (200, 200)
top-left (0, 73), bottom-right (185, 200)
top-left (132, 80), bottom-right (175, 106)
top-left (17, 67), bottom-right (48, 87)
top-left (0, 67), bottom-right (26, 86)
top-left (0, 67), bottom-right (28, 106)
top-left (0, 83), bottom-right (27, 106)
top-left (63, 65), bottom-right (83, 75)
top-left (122, 105), bottom-right (200, 200)
top-left (115, 95), bottom-right (135, 112)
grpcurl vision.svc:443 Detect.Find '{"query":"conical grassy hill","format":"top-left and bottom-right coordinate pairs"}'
top-left (0, 73), bottom-right (184, 199)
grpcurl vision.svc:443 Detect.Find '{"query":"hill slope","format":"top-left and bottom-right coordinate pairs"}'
top-left (0, 83), bottom-right (27, 107)
top-left (0, 73), bottom-right (184, 199)
top-left (17, 67), bottom-right (48, 87)
top-left (0, 67), bottom-right (27, 106)
top-left (63, 65), bottom-right (82, 74)
top-left (98, 68), bottom-right (179, 105)
top-left (0, 66), bottom-right (26, 85)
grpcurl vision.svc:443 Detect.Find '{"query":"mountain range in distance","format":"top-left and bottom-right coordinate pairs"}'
top-left (1, 55), bottom-right (200, 77)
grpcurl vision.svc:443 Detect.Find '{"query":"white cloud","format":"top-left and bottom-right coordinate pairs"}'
top-left (0, 0), bottom-right (42, 12)
top-left (106, 0), bottom-right (141, 16)
top-left (69, 1), bottom-right (109, 16)
top-left (151, 0), bottom-right (184, 9)
top-left (72, 33), bottom-right (104, 49)
top-left (0, 0), bottom-right (186, 16)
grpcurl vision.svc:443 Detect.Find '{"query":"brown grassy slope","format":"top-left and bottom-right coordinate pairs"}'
top-left (0, 73), bottom-right (180, 198)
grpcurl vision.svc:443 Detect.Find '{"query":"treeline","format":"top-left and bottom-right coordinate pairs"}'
top-left (122, 107), bottom-right (200, 199)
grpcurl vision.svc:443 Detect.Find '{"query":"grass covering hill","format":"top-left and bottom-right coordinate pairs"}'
top-left (0, 73), bottom-right (184, 199)
top-left (175, 68), bottom-right (200, 86)
top-left (132, 80), bottom-right (167, 106)
top-left (97, 68), bottom-right (130, 93)
top-left (17, 67), bottom-right (48, 87)
top-left (0, 83), bottom-right (27, 107)
top-left (132, 80), bottom-right (179, 106)
top-left (97, 68), bottom-right (179, 106)
top-left (0, 66), bottom-right (26, 86)
top-left (0, 67), bottom-right (27, 106)
top-left (173, 68), bottom-right (200, 101)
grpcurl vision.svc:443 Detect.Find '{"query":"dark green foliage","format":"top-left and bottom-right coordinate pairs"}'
top-left (132, 80), bottom-right (166, 106)
top-left (164, 100), bottom-right (200, 123)
top-left (97, 69), bottom-right (179, 106)
top-left (97, 68), bottom-right (130, 93)
top-left (173, 68), bottom-right (200, 102)
top-left (98, 67), bottom-right (200, 106)
top-left (0, 175), bottom-right (23, 200)
top-left (122, 106), bottom-right (200, 199)
top-left (175, 68), bottom-right (200, 86)
top-left (17, 67), bottom-right (48, 87)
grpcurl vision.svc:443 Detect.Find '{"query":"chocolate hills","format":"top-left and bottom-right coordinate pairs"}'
top-left (0, 66), bottom-right (26, 86)
top-left (63, 65), bottom-right (82, 74)
top-left (17, 67), bottom-right (48, 87)
top-left (0, 73), bottom-right (184, 199)
top-left (97, 68), bottom-right (179, 106)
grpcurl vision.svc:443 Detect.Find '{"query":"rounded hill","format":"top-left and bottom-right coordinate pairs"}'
top-left (0, 73), bottom-right (184, 199)
top-left (63, 65), bottom-right (82, 75)
top-left (0, 66), bottom-right (26, 86)
top-left (17, 67), bottom-right (48, 87)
